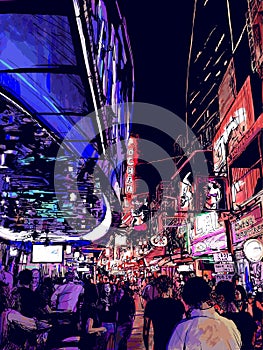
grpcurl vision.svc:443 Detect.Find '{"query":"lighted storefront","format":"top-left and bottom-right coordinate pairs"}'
top-left (190, 212), bottom-right (229, 280)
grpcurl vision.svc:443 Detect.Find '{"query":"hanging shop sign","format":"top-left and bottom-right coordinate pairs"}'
top-left (179, 171), bottom-right (193, 211)
top-left (228, 112), bottom-right (263, 165)
top-left (150, 234), bottom-right (167, 247)
top-left (218, 58), bottom-right (237, 120)
top-left (231, 207), bottom-right (263, 244)
top-left (214, 262), bottom-right (235, 273)
top-left (190, 212), bottom-right (227, 257)
top-left (215, 273), bottom-right (235, 283)
top-left (214, 252), bottom-right (233, 262)
top-left (192, 212), bottom-right (224, 240)
top-left (243, 238), bottom-right (263, 262)
top-left (125, 136), bottom-right (137, 198)
top-left (191, 231), bottom-right (227, 256)
top-left (213, 76), bottom-right (254, 175)
top-left (195, 176), bottom-right (228, 211)
top-left (121, 137), bottom-right (148, 230)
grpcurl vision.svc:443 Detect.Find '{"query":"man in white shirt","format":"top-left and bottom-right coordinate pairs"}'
top-left (51, 271), bottom-right (84, 313)
top-left (47, 271), bottom-right (84, 348)
top-left (168, 277), bottom-right (242, 350)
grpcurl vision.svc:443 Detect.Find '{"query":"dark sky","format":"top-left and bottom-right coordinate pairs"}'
top-left (119, 1), bottom-right (194, 119)
top-left (118, 1), bottom-right (195, 194)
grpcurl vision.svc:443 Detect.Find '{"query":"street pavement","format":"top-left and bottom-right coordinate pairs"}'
top-left (127, 294), bottom-right (154, 349)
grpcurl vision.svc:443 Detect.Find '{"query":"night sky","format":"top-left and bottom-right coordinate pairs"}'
top-left (119, 1), bottom-right (195, 194)
top-left (119, 1), bottom-right (194, 118)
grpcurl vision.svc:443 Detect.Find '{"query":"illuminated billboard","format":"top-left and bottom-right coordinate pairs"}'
top-left (213, 77), bottom-right (255, 175)
top-left (190, 212), bottom-right (227, 256)
top-left (195, 176), bottom-right (228, 211)
top-left (231, 206), bottom-right (263, 244)
top-left (193, 212), bottom-right (225, 240)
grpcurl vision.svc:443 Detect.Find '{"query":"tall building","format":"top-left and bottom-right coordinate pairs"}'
top-left (186, 0), bottom-right (252, 152)
top-left (159, 0), bottom-right (263, 284)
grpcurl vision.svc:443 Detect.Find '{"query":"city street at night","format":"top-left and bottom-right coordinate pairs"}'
top-left (0, 0), bottom-right (262, 349)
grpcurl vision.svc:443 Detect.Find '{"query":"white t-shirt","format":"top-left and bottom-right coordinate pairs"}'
top-left (168, 307), bottom-right (242, 350)
top-left (51, 282), bottom-right (84, 312)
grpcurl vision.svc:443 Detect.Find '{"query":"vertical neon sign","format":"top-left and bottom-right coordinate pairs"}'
top-left (121, 136), bottom-right (138, 227)
top-left (125, 136), bottom-right (138, 200)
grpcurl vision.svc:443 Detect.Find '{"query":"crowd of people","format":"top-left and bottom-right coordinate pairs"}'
top-left (141, 274), bottom-right (263, 350)
top-left (0, 267), bottom-right (262, 350)
top-left (0, 269), bottom-right (136, 349)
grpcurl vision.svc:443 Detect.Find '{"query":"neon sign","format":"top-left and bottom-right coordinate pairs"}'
top-left (125, 137), bottom-right (137, 198)
top-left (213, 77), bottom-right (254, 175)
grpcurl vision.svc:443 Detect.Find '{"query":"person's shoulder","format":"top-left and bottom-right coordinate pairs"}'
top-left (217, 311), bottom-right (240, 327)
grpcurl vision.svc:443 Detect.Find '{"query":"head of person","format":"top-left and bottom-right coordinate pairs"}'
top-left (231, 274), bottom-right (240, 286)
top-left (85, 276), bottom-right (93, 284)
top-left (18, 269), bottom-right (33, 287)
top-left (116, 280), bottom-right (122, 289)
top-left (235, 284), bottom-right (247, 302)
top-left (65, 271), bottom-right (74, 283)
top-left (123, 286), bottom-right (134, 297)
top-left (182, 277), bottom-right (211, 308)
top-left (103, 275), bottom-right (109, 284)
top-left (31, 268), bottom-right (40, 290)
top-left (215, 280), bottom-right (236, 304)
top-left (109, 275), bottom-right (115, 284)
top-left (247, 292), bottom-right (254, 304)
top-left (156, 275), bottom-right (173, 296)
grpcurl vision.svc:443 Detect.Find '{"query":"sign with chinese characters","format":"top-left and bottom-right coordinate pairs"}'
top-left (215, 274), bottom-right (234, 283)
top-left (214, 252), bottom-right (233, 262)
top-left (231, 207), bottom-right (262, 244)
top-left (190, 212), bottom-right (227, 257)
top-left (214, 262), bottom-right (235, 273)
top-left (228, 113), bottom-right (263, 165)
top-left (120, 137), bottom-right (138, 228)
top-left (231, 168), bottom-right (261, 209)
top-left (213, 77), bottom-right (254, 175)
top-left (125, 136), bottom-right (137, 197)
